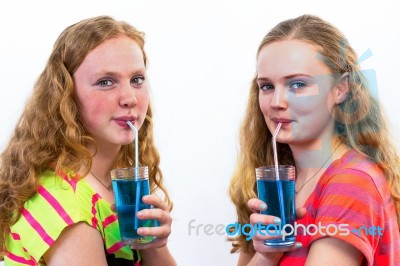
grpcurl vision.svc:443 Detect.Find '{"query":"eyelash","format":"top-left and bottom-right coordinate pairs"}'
top-left (98, 79), bottom-right (113, 86)
top-left (290, 81), bottom-right (306, 89)
top-left (259, 81), bottom-right (307, 91)
top-left (132, 76), bottom-right (145, 85)
top-left (259, 83), bottom-right (274, 91)
top-left (97, 75), bottom-right (146, 88)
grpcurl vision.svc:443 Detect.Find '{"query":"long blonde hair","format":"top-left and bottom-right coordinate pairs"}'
top-left (229, 14), bottom-right (400, 254)
top-left (0, 16), bottom-right (172, 253)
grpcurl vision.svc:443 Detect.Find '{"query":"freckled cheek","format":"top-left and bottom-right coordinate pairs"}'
top-left (136, 91), bottom-right (150, 123)
top-left (80, 96), bottom-right (113, 128)
top-left (93, 98), bottom-right (112, 114)
top-left (258, 95), bottom-right (271, 116)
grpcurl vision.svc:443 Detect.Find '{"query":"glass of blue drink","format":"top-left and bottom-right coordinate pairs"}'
top-left (111, 166), bottom-right (156, 246)
top-left (255, 165), bottom-right (296, 247)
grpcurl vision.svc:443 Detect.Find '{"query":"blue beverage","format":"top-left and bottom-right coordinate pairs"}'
top-left (111, 167), bottom-right (156, 245)
top-left (256, 166), bottom-right (296, 247)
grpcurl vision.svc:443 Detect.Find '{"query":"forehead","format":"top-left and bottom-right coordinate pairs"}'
top-left (257, 40), bottom-right (332, 78)
top-left (74, 36), bottom-right (145, 76)
top-left (85, 35), bottom-right (143, 60)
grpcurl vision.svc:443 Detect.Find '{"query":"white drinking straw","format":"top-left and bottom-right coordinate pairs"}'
top-left (272, 123), bottom-right (285, 226)
top-left (127, 121), bottom-right (140, 231)
top-left (272, 123), bottom-right (282, 180)
top-left (126, 121), bottom-right (139, 178)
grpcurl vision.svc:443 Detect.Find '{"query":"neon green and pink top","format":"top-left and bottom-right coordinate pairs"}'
top-left (4, 169), bottom-right (141, 265)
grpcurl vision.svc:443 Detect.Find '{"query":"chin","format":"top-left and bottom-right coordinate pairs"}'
top-left (274, 133), bottom-right (293, 144)
top-left (120, 140), bottom-right (134, 146)
top-left (276, 139), bottom-right (291, 145)
top-left (109, 137), bottom-right (133, 146)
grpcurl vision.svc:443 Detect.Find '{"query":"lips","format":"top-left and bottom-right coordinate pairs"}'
top-left (113, 116), bottom-right (137, 128)
top-left (272, 118), bottom-right (293, 123)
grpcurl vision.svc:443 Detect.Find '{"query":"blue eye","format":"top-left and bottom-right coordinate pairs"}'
top-left (290, 81), bottom-right (306, 89)
top-left (98, 79), bottom-right (113, 86)
top-left (132, 76), bottom-right (145, 85)
top-left (259, 83), bottom-right (274, 91)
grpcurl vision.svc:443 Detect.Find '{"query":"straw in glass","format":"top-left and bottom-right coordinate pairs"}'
top-left (272, 123), bottom-right (285, 226)
top-left (272, 123), bottom-right (282, 178)
top-left (126, 121), bottom-right (140, 231)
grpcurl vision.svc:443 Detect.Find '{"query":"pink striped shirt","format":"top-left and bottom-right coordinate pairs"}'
top-left (280, 149), bottom-right (400, 265)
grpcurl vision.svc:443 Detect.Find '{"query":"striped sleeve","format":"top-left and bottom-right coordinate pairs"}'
top-left (4, 170), bottom-right (88, 265)
top-left (309, 168), bottom-right (386, 264)
top-left (5, 170), bottom-right (141, 265)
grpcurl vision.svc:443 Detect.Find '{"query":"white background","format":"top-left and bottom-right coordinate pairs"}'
top-left (1, 1), bottom-right (399, 265)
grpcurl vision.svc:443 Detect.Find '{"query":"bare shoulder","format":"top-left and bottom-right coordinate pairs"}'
top-left (43, 222), bottom-right (107, 266)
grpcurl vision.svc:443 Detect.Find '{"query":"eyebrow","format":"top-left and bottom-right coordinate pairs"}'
top-left (90, 69), bottom-right (146, 79)
top-left (257, 73), bottom-right (312, 83)
top-left (91, 71), bottom-right (118, 78)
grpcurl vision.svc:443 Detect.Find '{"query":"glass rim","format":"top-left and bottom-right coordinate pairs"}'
top-left (255, 165), bottom-right (295, 170)
top-left (110, 166), bottom-right (148, 180)
top-left (255, 165), bottom-right (295, 180)
top-left (111, 166), bottom-right (148, 170)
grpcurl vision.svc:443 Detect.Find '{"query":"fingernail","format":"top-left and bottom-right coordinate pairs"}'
top-left (296, 242), bottom-right (302, 249)
top-left (137, 211), bottom-right (143, 218)
top-left (273, 217), bottom-right (281, 224)
top-left (142, 195), bottom-right (150, 200)
top-left (137, 228), bottom-right (144, 235)
top-left (260, 203), bottom-right (267, 210)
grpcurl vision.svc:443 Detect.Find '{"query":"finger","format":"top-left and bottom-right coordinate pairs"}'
top-left (142, 195), bottom-right (169, 211)
top-left (111, 204), bottom-right (116, 212)
top-left (296, 207), bottom-right (307, 218)
top-left (137, 208), bottom-right (172, 225)
top-left (247, 198), bottom-right (268, 212)
top-left (137, 224), bottom-right (171, 239)
top-left (248, 214), bottom-right (284, 242)
top-left (249, 213), bottom-right (281, 225)
top-left (251, 227), bottom-right (284, 242)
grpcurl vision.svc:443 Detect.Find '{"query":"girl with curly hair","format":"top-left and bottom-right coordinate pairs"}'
top-left (0, 15), bottom-right (176, 266)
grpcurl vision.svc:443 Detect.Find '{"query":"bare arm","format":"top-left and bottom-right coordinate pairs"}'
top-left (238, 237), bottom-right (363, 266)
top-left (43, 222), bottom-right (107, 266)
top-left (237, 251), bottom-right (253, 266)
top-left (238, 252), bottom-right (280, 266)
top-left (237, 250), bottom-right (289, 266)
top-left (141, 246), bottom-right (176, 266)
top-left (305, 237), bottom-right (364, 266)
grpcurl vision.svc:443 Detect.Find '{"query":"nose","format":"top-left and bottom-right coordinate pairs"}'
top-left (119, 82), bottom-right (137, 108)
top-left (270, 87), bottom-right (287, 110)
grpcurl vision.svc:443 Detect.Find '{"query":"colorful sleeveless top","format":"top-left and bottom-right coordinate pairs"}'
top-left (4, 170), bottom-right (141, 265)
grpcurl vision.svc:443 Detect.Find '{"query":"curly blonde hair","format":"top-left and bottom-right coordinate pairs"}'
top-left (0, 16), bottom-right (172, 254)
top-left (229, 14), bottom-right (400, 254)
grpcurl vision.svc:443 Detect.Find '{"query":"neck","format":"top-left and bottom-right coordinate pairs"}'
top-left (289, 136), bottom-right (341, 179)
top-left (88, 143), bottom-right (121, 181)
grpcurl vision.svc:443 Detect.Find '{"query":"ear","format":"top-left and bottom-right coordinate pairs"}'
top-left (334, 72), bottom-right (349, 104)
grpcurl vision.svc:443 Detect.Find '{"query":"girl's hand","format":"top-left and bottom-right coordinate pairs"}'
top-left (130, 195), bottom-right (172, 250)
top-left (247, 198), bottom-right (306, 263)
